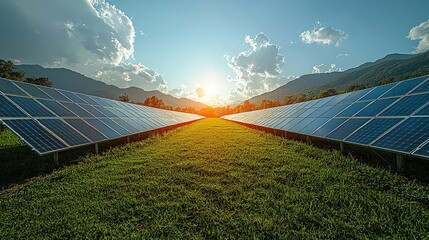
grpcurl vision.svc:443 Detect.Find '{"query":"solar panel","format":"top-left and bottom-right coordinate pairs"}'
top-left (14, 81), bottom-right (52, 99)
top-left (312, 118), bottom-right (348, 137)
top-left (337, 101), bottom-right (371, 117)
top-left (359, 83), bottom-right (395, 101)
top-left (79, 104), bottom-right (107, 118)
top-left (379, 94), bottom-right (429, 116)
top-left (2, 119), bottom-right (66, 154)
top-left (8, 96), bottom-right (55, 117)
top-left (0, 95), bottom-right (27, 118)
top-left (410, 76), bottom-right (429, 94)
top-left (300, 118), bottom-right (330, 135)
top-left (0, 78), bottom-right (29, 96)
top-left (345, 118), bottom-right (403, 145)
top-left (355, 98), bottom-right (398, 117)
top-left (221, 74), bottom-right (429, 159)
top-left (38, 86), bottom-right (71, 102)
top-left (38, 119), bottom-right (90, 146)
top-left (57, 90), bottom-right (87, 104)
top-left (99, 118), bottom-right (130, 135)
top-left (380, 76), bottom-right (426, 98)
top-left (61, 102), bottom-right (94, 118)
top-left (37, 99), bottom-right (76, 117)
top-left (372, 117), bottom-right (429, 153)
top-left (64, 119), bottom-right (107, 142)
top-left (0, 77), bottom-right (205, 155)
top-left (84, 119), bottom-right (121, 139)
top-left (414, 141), bottom-right (429, 158)
top-left (326, 118), bottom-right (370, 140)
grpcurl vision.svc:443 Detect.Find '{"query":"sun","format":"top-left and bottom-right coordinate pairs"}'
top-left (204, 84), bottom-right (218, 97)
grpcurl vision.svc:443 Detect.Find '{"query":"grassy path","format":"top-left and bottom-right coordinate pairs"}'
top-left (1, 118), bottom-right (428, 239)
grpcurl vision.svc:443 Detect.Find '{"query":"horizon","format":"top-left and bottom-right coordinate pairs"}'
top-left (0, 0), bottom-right (428, 106)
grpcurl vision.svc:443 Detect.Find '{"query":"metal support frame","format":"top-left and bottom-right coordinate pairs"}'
top-left (53, 152), bottom-right (59, 165)
top-left (306, 136), bottom-right (311, 144)
top-left (395, 154), bottom-right (405, 172)
top-left (127, 136), bottom-right (130, 143)
top-left (340, 142), bottom-right (345, 154)
top-left (95, 143), bottom-right (99, 154)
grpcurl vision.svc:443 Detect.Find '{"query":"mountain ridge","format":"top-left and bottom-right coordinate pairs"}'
top-left (249, 52), bottom-right (428, 103)
top-left (16, 65), bottom-right (208, 110)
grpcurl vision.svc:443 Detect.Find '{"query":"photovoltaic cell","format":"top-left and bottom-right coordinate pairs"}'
top-left (410, 77), bottom-right (429, 94)
top-left (414, 141), bottom-right (429, 158)
top-left (37, 99), bottom-right (76, 117)
top-left (312, 118), bottom-right (348, 137)
top-left (337, 101), bottom-right (371, 117)
top-left (300, 118), bottom-right (330, 135)
top-left (289, 117), bottom-right (316, 133)
top-left (74, 93), bottom-right (99, 105)
top-left (359, 83), bottom-right (395, 101)
top-left (372, 117), bottom-right (429, 153)
top-left (38, 86), bottom-right (71, 102)
top-left (61, 102), bottom-right (94, 118)
top-left (3, 119), bottom-right (66, 153)
top-left (345, 118), bottom-right (403, 145)
top-left (99, 118), bottom-right (130, 135)
top-left (84, 119), bottom-right (121, 139)
top-left (8, 96), bottom-right (55, 117)
top-left (0, 95), bottom-right (27, 118)
top-left (57, 90), bottom-right (87, 104)
top-left (93, 106), bottom-right (118, 118)
top-left (64, 119), bottom-right (107, 142)
top-left (14, 81), bottom-right (52, 99)
top-left (381, 76), bottom-right (427, 98)
top-left (336, 88), bottom-right (372, 105)
top-left (320, 105), bottom-right (349, 118)
top-left (379, 93), bottom-right (429, 116)
top-left (355, 98), bottom-right (398, 117)
top-left (38, 119), bottom-right (90, 146)
top-left (112, 118), bottom-right (140, 133)
top-left (326, 118), bottom-right (370, 140)
top-left (0, 78), bottom-right (28, 96)
top-left (79, 104), bottom-right (107, 118)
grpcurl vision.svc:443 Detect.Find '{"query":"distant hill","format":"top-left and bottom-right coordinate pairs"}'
top-left (16, 65), bottom-right (208, 110)
top-left (249, 52), bottom-right (428, 103)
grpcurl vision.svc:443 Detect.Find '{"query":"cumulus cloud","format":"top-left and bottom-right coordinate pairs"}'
top-left (226, 33), bottom-right (285, 101)
top-left (195, 88), bottom-right (206, 98)
top-left (312, 64), bottom-right (342, 74)
top-left (300, 25), bottom-right (348, 46)
top-left (0, 0), bottom-right (167, 92)
top-left (408, 19), bottom-right (429, 53)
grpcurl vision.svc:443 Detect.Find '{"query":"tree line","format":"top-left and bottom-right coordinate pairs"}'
top-left (0, 60), bottom-right (52, 86)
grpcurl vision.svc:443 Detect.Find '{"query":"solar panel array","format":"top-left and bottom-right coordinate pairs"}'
top-left (222, 75), bottom-right (429, 159)
top-left (0, 78), bottom-right (204, 155)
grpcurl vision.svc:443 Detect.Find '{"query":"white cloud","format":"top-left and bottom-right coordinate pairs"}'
top-left (408, 19), bottom-right (429, 53)
top-left (300, 25), bottom-right (348, 46)
top-left (336, 53), bottom-right (350, 58)
top-left (226, 33), bottom-right (285, 101)
top-left (312, 64), bottom-right (342, 73)
top-left (0, 0), bottom-right (167, 92)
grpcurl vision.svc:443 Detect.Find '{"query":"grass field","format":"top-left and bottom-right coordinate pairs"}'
top-left (0, 118), bottom-right (428, 239)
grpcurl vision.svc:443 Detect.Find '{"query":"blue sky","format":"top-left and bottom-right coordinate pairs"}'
top-left (0, 0), bottom-right (428, 106)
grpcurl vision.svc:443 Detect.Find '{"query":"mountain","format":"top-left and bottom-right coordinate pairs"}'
top-left (249, 52), bottom-right (428, 103)
top-left (16, 65), bottom-right (208, 109)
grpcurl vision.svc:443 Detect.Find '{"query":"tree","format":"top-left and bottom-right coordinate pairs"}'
top-left (118, 94), bottom-right (130, 102)
top-left (24, 77), bottom-right (52, 87)
top-left (347, 84), bottom-right (366, 92)
top-left (0, 60), bottom-right (25, 80)
top-left (316, 88), bottom-right (338, 98)
top-left (380, 77), bottom-right (395, 85)
top-left (143, 96), bottom-right (165, 108)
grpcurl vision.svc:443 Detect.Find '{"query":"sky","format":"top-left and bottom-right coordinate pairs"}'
top-left (0, 0), bottom-right (428, 106)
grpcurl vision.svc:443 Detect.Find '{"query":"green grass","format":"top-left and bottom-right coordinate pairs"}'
top-left (0, 118), bottom-right (428, 239)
